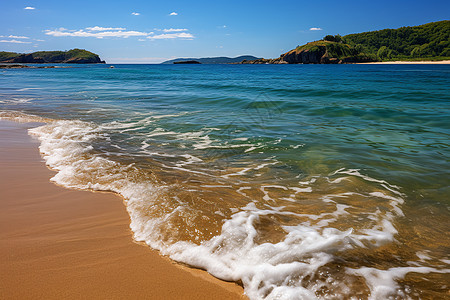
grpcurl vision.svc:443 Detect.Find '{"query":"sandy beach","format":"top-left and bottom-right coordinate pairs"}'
top-left (356, 60), bottom-right (450, 64)
top-left (0, 120), bottom-right (245, 300)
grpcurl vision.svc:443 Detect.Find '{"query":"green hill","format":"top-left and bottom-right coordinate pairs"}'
top-left (0, 49), bottom-right (105, 64)
top-left (343, 20), bottom-right (450, 60)
top-left (241, 39), bottom-right (374, 64)
top-left (241, 21), bottom-right (449, 64)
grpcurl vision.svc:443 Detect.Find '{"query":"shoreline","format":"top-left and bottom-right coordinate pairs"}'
top-left (355, 60), bottom-right (450, 64)
top-left (0, 120), bottom-right (245, 299)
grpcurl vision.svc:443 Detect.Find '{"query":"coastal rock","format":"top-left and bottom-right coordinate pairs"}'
top-left (0, 64), bottom-right (60, 69)
top-left (279, 46), bottom-right (326, 64)
top-left (65, 56), bottom-right (104, 64)
top-left (239, 58), bottom-right (274, 64)
top-left (241, 39), bottom-right (377, 64)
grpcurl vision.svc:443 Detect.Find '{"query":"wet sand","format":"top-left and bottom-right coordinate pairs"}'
top-left (0, 120), bottom-right (245, 299)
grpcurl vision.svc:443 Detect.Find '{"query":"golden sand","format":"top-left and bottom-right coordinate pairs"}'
top-left (0, 120), bottom-right (245, 300)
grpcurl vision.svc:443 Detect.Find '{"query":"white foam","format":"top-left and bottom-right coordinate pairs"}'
top-left (175, 154), bottom-right (203, 168)
top-left (290, 187), bottom-right (312, 193)
top-left (16, 87), bottom-right (42, 91)
top-left (0, 110), bottom-right (52, 123)
top-left (347, 266), bottom-right (450, 300)
top-left (222, 167), bottom-right (253, 178)
top-left (25, 117), bottom-right (434, 299)
top-left (0, 97), bottom-right (35, 104)
top-left (221, 161), bottom-right (278, 179)
top-left (291, 144), bottom-right (304, 149)
top-left (162, 203), bottom-right (354, 299)
top-left (416, 251), bottom-right (431, 261)
top-left (334, 169), bottom-right (400, 189)
top-left (254, 162), bottom-right (277, 170)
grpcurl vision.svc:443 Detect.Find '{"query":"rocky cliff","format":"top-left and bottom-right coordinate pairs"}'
top-left (0, 49), bottom-right (105, 64)
top-left (241, 40), bottom-right (374, 64)
top-left (280, 46), bottom-right (327, 64)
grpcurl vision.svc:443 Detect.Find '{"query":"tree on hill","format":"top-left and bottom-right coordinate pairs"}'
top-left (323, 35), bottom-right (343, 43)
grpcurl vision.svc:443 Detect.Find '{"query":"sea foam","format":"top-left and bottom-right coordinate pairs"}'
top-left (22, 117), bottom-right (449, 299)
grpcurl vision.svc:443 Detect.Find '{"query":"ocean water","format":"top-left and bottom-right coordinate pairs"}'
top-left (1, 64), bottom-right (449, 299)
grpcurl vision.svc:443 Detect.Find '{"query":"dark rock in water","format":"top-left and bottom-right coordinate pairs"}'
top-left (0, 64), bottom-right (61, 69)
top-left (173, 60), bottom-right (201, 64)
top-left (163, 55), bottom-right (261, 64)
top-left (0, 64), bottom-right (30, 68)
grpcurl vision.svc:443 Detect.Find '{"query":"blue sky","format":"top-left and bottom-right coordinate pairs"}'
top-left (1, 0), bottom-right (449, 63)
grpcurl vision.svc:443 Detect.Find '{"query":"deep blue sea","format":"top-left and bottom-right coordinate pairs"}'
top-left (1, 64), bottom-right (449, 299)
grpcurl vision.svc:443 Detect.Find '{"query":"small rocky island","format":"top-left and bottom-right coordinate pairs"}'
top-left (0, 49), bottom-right (105, 64)
top-left (173, 60), bottom-right (201, 64)
top-left (0, 64), bottom-right (61, 69)
top-left (162, 55), bottom-right (261, 64)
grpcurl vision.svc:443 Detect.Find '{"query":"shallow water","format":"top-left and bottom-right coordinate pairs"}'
top-left (1, 64), bottom-right (449, 299)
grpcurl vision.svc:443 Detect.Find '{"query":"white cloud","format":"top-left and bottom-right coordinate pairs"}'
top-left (0, 39), bottom-right (32, 44)
top-left (8, 35), bottom-right (29, 39)
top-left (86, 26), bottom-right (126, 31)
top-left (44, 27), bottom-right (193, 40)
top-left (0, 35), bottom-right (43, 42)
top-left (169, 12), bottom-right (178, 16)
top-left (132, 12), bottom-right (140, 16)
top-left (162, 28), bottom-right (187, 32)
top-left (147, 32), bottom-right (194, 40)
top-left (24, 6), bottom-right (35, 10)
top-left (108, 57), bottom-right (170, 63)
top-left (309, 27), bottom-right (323, 31)
top-left (45, 28), bottom-right (151, 38)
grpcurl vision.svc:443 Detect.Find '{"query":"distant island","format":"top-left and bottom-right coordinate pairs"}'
top-left (173, 60), bottom-right (201, 64)
top-left (0, 49), bottom-right (105, 64)
top-left (241, 20), bottom-right (449, 64)
top-left (162, 55), bottom-right (261, 64)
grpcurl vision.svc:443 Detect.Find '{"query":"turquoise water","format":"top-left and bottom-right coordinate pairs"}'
top-left (1, 64), bottom-right (449, 299)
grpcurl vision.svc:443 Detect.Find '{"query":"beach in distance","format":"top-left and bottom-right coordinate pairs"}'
top-left (356, 60), bottom-right (450, 64)
top-left (1, 63), bottom-right (449, 299)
